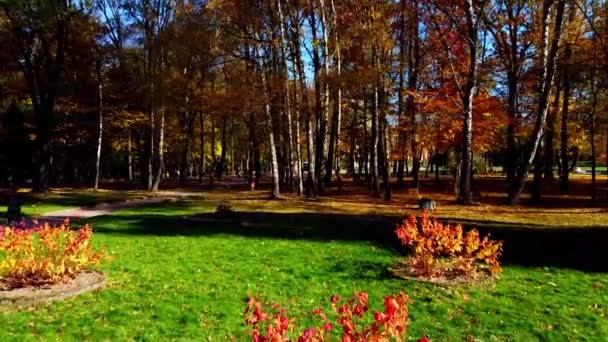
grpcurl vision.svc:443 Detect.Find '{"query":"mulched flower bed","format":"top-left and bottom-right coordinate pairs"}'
top-left (0, 270), bottom-right (105, 307)
top-left (389, 261), bottom-right (497, 287)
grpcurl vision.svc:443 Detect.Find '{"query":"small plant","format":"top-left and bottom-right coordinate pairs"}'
top-left (394, 212), bottom-right (502, 278)
top-left (244, 292), bottom-right (418, 341)
top-left (0, 220), bottom-right (104, 289)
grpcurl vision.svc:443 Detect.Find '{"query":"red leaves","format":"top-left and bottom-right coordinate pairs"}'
top-left (0, 221), bottom-right (105, 289)
top-left (395, 212), bottom-right (503, 277)
top-left (244, 292), bottom-right (413, 342)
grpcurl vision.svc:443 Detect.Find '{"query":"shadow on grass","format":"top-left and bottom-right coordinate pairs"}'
top-left (89, 210), bottom-right (608, 273)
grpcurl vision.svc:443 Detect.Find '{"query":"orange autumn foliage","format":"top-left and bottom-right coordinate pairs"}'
top-left (0, 220), bottom-right (104, 289)
top-left (394, 213), bottom-right (503, 277)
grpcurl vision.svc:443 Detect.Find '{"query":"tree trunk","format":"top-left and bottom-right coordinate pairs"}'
top-left (370, 49), bottom-right (381, 197)
top-left (381, 110), bottom-right (391, 201)
top-left (326, 102), bottom-right (338, 185)
top-left (407, 4), bottom-right (421, 191)
top-left (277, 0), bottom-right (299, 194)
top-left (319, 0), bottom-right (331, 191)
top-left (559, 47), bottom-right (572, 191)
top-left (569, 148), bottom-right (579, 172)
top-left (458, 0), bottom-right (480, 205)
top-left (127, 131), bottom-right (133, 181)
top-left (425, 151), bottom-right (431, 178)
top-left (291, 15), bottom-right (316, 197)
top-left (508, 0), bottom-right (565, 205)
top-left (199, 111), bottom-right (205, 183)
top-left (151, 108), bottom-right (165, 192)
top-left (590, 82), bottom-right (597, 202)
top-left (94, 61), bottom-right (103, 191)
top-left (435, 148), bottom-right (440, 182)
top-left (544, 78), bottom-right (561, 180)
top-left (147, 87), bottom-right (155, 191)
top-left (362, 89), bottom-right (369, 182)
top-left (180, 109), bottom-right (194, 185)
top-left (348, 104), bottom-right (357, 178)
top-left (255, 39), bottom-right (280, 198)
top-left (396, 0), bottom-right (407, 188)
top-left (33, 122), bottom-right (52, 193)
top-left (216, 116), bottom-right (228, 179)
top-left (290, 68), bottom-right (304, 195)
top-left (323, 0), bottom-right (341, 186)
top-left (331, 0), bottom-right (342, 186)
top-left (505, 72), bottom-right (518, 185)
top-left (308, 9), bottom-right (324, 193)
top-left (531, 141), bottom-right (544, 203)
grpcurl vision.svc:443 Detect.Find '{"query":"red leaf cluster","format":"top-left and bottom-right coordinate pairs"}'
top-left (244, 292), bottom-right (423, 342)
top-left (394, 213), bottom-right (503, 277)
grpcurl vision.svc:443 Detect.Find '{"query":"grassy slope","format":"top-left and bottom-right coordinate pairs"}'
top-left (1, 199), bottom-right (607, 341)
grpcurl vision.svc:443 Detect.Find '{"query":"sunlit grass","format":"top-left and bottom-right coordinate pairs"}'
top-left (1, 199), bottom-right (607, 340)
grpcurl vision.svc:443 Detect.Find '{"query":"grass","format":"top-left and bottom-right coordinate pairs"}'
top-left (577, 161), bottom-right (608, 173)
top-left (1, 196), bottom-right (607, 341)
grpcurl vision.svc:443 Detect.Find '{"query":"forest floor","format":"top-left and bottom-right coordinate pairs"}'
top-left (0, 175), bottom-right (607, 340)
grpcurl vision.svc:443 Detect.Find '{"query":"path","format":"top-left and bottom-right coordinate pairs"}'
top-left (23, 193), bottom-right (202, 225)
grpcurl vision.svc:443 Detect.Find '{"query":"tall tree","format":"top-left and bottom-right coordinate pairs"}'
top-left (1, 0), bottom-right (76, 192)
top-left (508, 0), bottom-right (567, 204)
top-left (484, 0), bottom-right (533, 187)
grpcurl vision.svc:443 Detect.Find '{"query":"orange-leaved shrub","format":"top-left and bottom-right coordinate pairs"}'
top-left (394, 212), bottom-right (503, 277)
top-left (244, 292), bottom-right (427, 342)
top-left (0, 220), bottom-right (104, 289)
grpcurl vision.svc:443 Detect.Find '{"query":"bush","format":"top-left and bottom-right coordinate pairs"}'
top-left (0, 220), bottom-right (104, 289)
top-left (394, 213), bottom-right (502, 278)
top-left (244, 292), bottom-right (423, 341)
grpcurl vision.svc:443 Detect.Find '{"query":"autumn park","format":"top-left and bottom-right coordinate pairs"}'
top-left (1, 0), bottom-right (608, 340)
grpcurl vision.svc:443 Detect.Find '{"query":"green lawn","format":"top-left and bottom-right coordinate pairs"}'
top-left (1, 200), bottom-right (607, 341)
top-left (577, 161), bottom-right (608, 173)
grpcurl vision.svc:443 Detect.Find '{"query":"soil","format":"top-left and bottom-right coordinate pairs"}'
top-left (0, 270), bottom-right (105, 307)
top-left (389, 262), bottom-right (496, 286)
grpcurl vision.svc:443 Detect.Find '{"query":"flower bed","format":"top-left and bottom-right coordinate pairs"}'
top-left (392, 213), bottom-right (503, 285)
top-left (0, 220), bottom-right (105, 291)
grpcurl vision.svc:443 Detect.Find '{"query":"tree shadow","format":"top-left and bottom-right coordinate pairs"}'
top-left (89, 211), bottom-right (608, 273)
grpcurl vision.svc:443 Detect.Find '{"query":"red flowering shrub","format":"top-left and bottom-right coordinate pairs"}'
top-left (244, 292), bottom-right (418, 341)
top-left (394, 212), bottom-right (502, 277)
top-left (0, 220), bottom-right (105, 289)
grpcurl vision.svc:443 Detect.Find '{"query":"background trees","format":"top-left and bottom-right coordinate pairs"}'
top-left (0, 0), bottom-right (607, 204)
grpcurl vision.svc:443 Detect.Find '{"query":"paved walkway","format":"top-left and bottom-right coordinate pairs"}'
top-left (42, 197), bottom-right (179, 220)
top-left (8, 193), bottom-right (202, 226)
